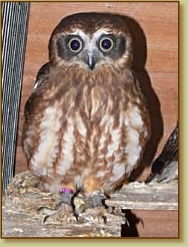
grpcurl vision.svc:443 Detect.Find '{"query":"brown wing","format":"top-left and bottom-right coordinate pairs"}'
top-left (22, 63), bottom-right (50, 165)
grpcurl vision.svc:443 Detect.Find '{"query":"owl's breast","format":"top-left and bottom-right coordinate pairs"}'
top-left (23, 70), bottom-right (150, 193)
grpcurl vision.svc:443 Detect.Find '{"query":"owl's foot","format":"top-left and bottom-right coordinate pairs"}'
top-left (87, 191), bottom-right (115, 224)
top-left (72, 190), bottom-right (115, 224)
top-left (37, 189), bottom-right (113, 224)
top-left (37, 188), bottom-right (78, 223)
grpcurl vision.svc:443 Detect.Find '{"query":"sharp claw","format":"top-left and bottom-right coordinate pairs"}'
top-left (37, 206), bottom-right (59, 224)
top-left (101, 215), bottom-right (107, 224)
top-left (43, 215), bottom-right (50, 224)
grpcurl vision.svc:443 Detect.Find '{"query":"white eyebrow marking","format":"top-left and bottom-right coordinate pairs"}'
top-left (70, 29), bottom-right (86, 37)
top-left (70, 29), bottom-right (111, 40)
top-left (93, 29), bottom-right (111, 39)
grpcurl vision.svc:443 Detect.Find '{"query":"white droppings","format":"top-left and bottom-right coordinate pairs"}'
top-left (13, 228), bottom-right (23, 233)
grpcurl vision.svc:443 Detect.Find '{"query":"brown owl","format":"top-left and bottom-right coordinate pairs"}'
top-left (22, 12), bottom-right (151, 205)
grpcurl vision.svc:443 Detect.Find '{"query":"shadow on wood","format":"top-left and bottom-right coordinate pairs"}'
top-left (121, 209), bottom-right (142, 237)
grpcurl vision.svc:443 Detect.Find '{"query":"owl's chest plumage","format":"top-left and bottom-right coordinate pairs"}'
top-left (23, 68), bottom-right (150, 193)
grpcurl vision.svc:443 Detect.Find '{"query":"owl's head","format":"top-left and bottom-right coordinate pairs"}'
top-left (49, 12), bottom-right (132, 71)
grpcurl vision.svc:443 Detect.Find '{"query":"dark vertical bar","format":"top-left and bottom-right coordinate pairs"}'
top-left (2, 2), bottom-right (30, 193)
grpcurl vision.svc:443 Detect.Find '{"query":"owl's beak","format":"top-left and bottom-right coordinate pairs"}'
top-left (87, 53), bottom-right (95, 70)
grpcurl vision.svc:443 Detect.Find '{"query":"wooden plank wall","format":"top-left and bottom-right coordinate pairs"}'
top-left (14, 2), bottom-right (178, 238)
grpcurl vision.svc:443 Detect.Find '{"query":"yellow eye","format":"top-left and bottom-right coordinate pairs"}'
top-left (68, 38), bottom-right (83, 53)
top-left (99, 37), bottom-right (114, 52)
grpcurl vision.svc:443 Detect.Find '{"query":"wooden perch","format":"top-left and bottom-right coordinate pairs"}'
top-left (106, 180), bottom-right (178, 211)
top-left (2, 171), bottom-right (178, 237)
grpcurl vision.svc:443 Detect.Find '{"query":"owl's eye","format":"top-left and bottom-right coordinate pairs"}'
top-left (99, 37), bottom-right (114, 52)
top-left (68, 38), bottom-right (83, 53)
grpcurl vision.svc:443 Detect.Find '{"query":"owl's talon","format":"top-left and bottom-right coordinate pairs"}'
top-left (101, 215), bottom-right (107, 225)
top-left (75, 191), bottom-right (113, 224)
top-left (90, 206), bottom-right (111, 224)
top-left (43, 215), bottom-right (50, 224)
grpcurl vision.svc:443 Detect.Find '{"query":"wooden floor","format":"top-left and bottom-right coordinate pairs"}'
top-left (14, 2), bottom-right (179, 237)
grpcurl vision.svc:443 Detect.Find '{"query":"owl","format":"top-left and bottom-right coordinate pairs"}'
top-left (145, 122), bottom-right (178, 183)
top-left (22, 12), bottom-right (151, 206)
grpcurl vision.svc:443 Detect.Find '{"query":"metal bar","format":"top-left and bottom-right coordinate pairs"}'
top-left (2, 2), bottom-right (30, 193)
